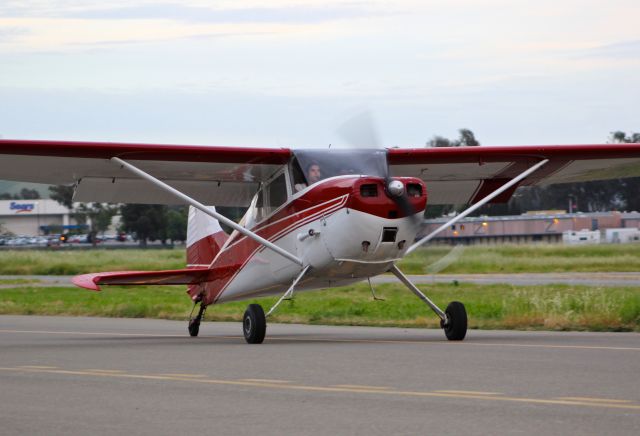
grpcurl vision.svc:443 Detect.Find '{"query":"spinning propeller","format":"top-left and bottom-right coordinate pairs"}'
top-left (336, 110), bottom-right (466, 275)
top-left (336, 110), bottom-right (421, 225)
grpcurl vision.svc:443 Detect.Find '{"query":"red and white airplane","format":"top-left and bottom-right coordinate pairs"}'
top-left (1, 140), bottom-right (640, 343)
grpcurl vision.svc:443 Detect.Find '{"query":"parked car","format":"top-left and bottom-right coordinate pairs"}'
top-left (68, 234), bottom-right (89, 244)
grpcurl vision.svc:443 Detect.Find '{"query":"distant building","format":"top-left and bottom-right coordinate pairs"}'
top-left (605, 228), bottom-right (640, 244)
top-left (421, 211), bottom-right (640, 245)
top-left (0, 199), bottom-right (83, 235)
top-left (563, 229), bottom-right (601, 245)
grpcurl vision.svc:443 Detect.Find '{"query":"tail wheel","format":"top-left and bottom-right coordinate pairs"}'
top-left (188, 302), bottom-right (206, 337)
top-left (243, 304), bottom-right (266, 344)
top-left (188, 318), bottom-right (200, 337)
top-left (442, 301), bottom-right (467, 341)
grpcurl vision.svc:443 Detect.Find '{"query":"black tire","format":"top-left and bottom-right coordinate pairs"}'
top-left (243, 304), bottom-right (266, 344)
top-left (188, 318), bottom-right (200, 337)
top-left (443, 301), bottom-right (467, 341)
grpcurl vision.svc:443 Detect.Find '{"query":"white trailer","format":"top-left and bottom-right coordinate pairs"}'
top-left (562, 229), bottom-right (601, 245)
top-left (605, 228), bottom-right (640, 244)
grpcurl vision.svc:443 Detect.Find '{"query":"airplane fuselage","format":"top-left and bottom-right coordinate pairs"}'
top-left (191, 175), bottom-right (427, 305)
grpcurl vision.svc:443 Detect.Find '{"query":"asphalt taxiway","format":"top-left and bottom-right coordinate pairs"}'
top-left (1, 316), bottom-right (639, 435)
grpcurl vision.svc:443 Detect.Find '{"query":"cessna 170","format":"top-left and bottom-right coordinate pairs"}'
top-left (1, 140), bottom-right (639, 343)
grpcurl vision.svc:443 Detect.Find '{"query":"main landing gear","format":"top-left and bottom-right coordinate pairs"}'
top-left (441, 301), bottom-right (467, 341)
top-left (390, 265), bottom-right (467, 341)
top-left (241, 265), bottom-right (311, 344)
top-left (243, 304), bottom-right (267, 344)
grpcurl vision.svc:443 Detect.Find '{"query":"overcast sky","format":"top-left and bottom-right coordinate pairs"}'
top-left (1, 0), bottom-right (639, 148)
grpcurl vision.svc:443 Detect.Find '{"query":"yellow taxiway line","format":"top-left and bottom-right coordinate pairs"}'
top-left (557, 397), bottom-right (632, 404)
top-left (332, 384), bottom-right (393, 390)
top-left (434, 390), bottom-right (501, 395)
top-left (240, 378), bottom-right (291, 384)
top-left (1, 366), bottom-right (639, 411)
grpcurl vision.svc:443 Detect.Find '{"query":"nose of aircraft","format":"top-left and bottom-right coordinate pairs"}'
top-left (348, 176), bottom-right (427, 219)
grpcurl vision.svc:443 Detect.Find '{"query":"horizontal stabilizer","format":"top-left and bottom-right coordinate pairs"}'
top-left (72, 267), bottom-right (212, 291)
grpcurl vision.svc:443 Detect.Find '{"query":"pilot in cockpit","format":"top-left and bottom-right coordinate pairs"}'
top-left (294, 161), bottom-right (323, 192)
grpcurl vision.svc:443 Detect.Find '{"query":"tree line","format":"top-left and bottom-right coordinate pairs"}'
top-left (48, 185), bottom-right (188, 247)
top-left (0, 188), bottom-right (41, 200)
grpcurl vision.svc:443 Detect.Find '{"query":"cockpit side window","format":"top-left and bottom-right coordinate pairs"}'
top-left (291, 158), bottom-right (305, 185)
top-left (267, 173), bottom-right (287, 213)
top-left (252, 189), bottom-right (265, 225)
top-left (245, 170), bottom-right (289, 228)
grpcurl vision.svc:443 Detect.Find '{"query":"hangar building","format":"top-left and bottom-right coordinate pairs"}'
top-left (421, 211), bottom-right (640, 245)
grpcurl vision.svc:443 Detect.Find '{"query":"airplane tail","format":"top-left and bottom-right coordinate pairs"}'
top-left (71, 207), bottom-right (229, 293)
top-left (186, 206), bottom-right (229, 267)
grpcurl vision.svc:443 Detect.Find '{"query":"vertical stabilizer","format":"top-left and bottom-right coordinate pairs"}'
top-left (186, 206), bottom-right (228, 266)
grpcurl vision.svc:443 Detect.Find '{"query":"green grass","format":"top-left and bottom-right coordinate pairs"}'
top-left (0, 249), bottom-right (186, 275)
top-left (400, 244), bottom-right (640, 274)
top-left (1, 245), bottom-right (639, 331)
top-left (1, 244), bottom-right (639, 275)
top-left (1, 282), bottom-right (638, 332)
top-left (0, 279), bottom-right (41, 285)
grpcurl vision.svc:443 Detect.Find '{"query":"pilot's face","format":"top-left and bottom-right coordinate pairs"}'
top-left (307, 164), bottom-right (322, 184)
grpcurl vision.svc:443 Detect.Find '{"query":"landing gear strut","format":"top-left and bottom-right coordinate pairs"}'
top-left (188, 300), bottom-right (207, 337)
top-left (390, 265), bottom-right (467, 341)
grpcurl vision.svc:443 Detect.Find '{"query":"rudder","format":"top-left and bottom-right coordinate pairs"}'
top-left (186, 206), bottom-right (228, 266)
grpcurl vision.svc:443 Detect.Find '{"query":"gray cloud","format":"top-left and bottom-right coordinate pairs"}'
top-left (579, 40), bottom-right (640, 59)
top-left (66, 30), bottom-right (277, 48)
top-left (0, 26), bottom-right (29, 42)
top-left (66, 4), bottom-right (369, 24)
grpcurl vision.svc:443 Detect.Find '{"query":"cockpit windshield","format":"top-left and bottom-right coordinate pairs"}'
top-left (291, 149), bottom-right (388, 190)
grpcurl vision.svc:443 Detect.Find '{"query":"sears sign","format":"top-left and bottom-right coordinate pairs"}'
top-left (10, 202), bottom-right (35, 213)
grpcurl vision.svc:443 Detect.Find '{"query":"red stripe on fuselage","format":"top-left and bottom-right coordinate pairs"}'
top-left (194, 195), bottom-right (348, 304)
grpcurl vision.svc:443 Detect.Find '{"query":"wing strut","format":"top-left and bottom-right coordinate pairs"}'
top-left (111, 157), bottom-right (304, 266)
top-left (406, 158), bottom-right (549, 254)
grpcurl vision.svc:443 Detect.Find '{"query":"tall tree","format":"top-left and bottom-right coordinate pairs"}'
top-left (426, 129), bottom-right (480, 147)
top-left (49, 185), bottom-right (74, 209)
top-left (611, 131), bottom-right (640, 144)
top-left (75, 203), bottom-right (119, 246)
top-left (166, 206), bottom-right (188, 243)
top-left (120, 204), bottom-right (168, 247)
top-left (609, 131), bottom-right (640, 211)
top-left (427, 135), bottom-right (455, 147)
top-left (458, 129), bottom-right (480, 147)
top-left (49, 185), bottom-right (118, 244)
top-left (19, 188), bottom-right (40, 199)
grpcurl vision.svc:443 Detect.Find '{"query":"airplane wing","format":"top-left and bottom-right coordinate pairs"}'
top-left (388, 144), bottom-right (640, 205)
top-left (0, 139), bottom-right (291, 206)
